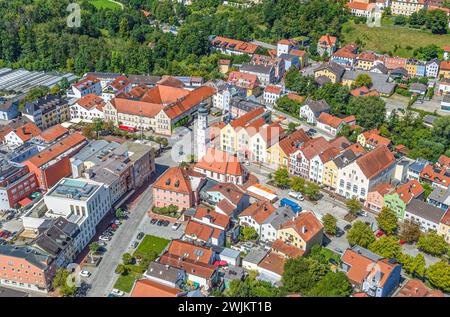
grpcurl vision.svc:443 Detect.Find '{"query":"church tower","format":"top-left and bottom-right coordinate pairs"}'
top-left (197, 105), bottom-right (208, 160)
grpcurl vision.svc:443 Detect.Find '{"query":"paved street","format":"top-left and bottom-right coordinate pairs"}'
top-left (86, 150), bottom-right (176, 297)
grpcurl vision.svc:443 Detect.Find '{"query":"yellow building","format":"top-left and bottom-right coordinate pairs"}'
top-left (356, 59), bottom-right (374, 71)
top-left (220, 124), bottom-right (238, 153)
top-left (322, 160), bottom-right (339, 189)
top-left (314, 63), bottom-right (345, 84)
top-left (266, 128), bottom-right (310, 170)
top-left (406, 62), bottom-right (417, 77)
top-left (438, 211), bottom-right (450, 244)
top-left (391, 0), bottom-right (426, 16)
top-left (274, 211), bottom-right (324, 257)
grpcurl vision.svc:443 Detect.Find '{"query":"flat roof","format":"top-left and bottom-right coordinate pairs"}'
top-left (47, 178), bottom-right (99, 201)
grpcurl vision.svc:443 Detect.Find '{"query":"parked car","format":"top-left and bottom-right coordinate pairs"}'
top-left (98, 241), bottom-right (107, 247)
top-left (375, 230), bottom-right (385, 238)
top-left (156, 220), bottom-right (164, 226)
top-left (150, 218), bottom-right (158, 225)
top-left (343, 224), bottom-right (352, 231)
top-left (136, 232), bottom-right (144, 240)
top-left (399, 239), bottom-right (405, 246)
top-left (79, 270), bottom-right (91, 278)
top-left (162, 220), bottom-right (170, 227)
top-left (99, 235), bottom-right (111, 242)
top-left (110, 289), bottom-right (124, 297)
top-left (333, 247), bottom-right (344, 254)
top-left (288, 191), bottom-right (304, 201)
top-left (132, 241), bottom-right (139, 249)
top-left (335, 228), bottom-right (344, 238)
top-left (359, 211), bottom-right (368, 217)
top-left (329, 258), bottom-right (338, 266)
top-left (171, 222), bottom-right (181, 230)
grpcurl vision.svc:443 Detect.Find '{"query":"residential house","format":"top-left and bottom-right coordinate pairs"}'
top-left (336, 145), bottom-right (396, 201)
top-left (317, 34), bottom-right (337, 57)
top-left (316, 113), bottom-right (355, 136)
top-left (101, 75), bottom-right (132, 101)
top-left (365, 183), bottom-right (395, 213)
top-left (266, 128), bottom-right (310, 170)
top-left (299, 97), bottom-right (330, 124)
top-left (3, 122), bottom-right (41, 147)
top-left (240, 63), bottom-right (275, 87)
top-left (314, 62), bottom-right (345, 84)
top-left (227, 71), bottom-right (259, 96)
top-left (184, 207), bottom-right (231, 246)
top-left (143, 261), bottom-right (185, 290)
top-left (346, 1), bottom-right (377, 17)
top-left (263, 85), bottom-right (283, 105)
top-left (341, 245), bottom-right (402, 297)
top-left (130, 279), bottom-right (185, 297)
top-left (442, 94), bottom-right (450, 112)
top-left (331, 44), bottom-right (359, 69)
top-left (256, 252), bottom-right (286, 284)
top-left (405, 199), bottom-right (446, 232)
top-left (238, 201), bottom-right (277, 240)
top-left (289, 137), bottom-right (331, 179)
top-left (152, 166), bottom-right (205, 211)
top-left (218, 59), bottom-right (231, 74)
top-left (384, 180), bottom-right (424, 219)
top-left (0, 245), bottom-right (56, 293)
top-left (229, 97), bottom-right (264, 119)
top-left (357, 129), bottom-right (392, 150)
top-left (406, 159), bottom-right (429, 181)
top-left (438, 78), bottom-right (450, 94)
top-left (427, 187), bottom-right (450, 211)
top-left (22, 94), bottom-right (69, 130)
top-left (0, 160), bottom-right (38, 211)
top-left (420, 163), bottom-right (450, 189)
top-left (356, 51), bottom-right (377, 70)
top-left (439, 60), bottom-right (450, 79)
top-left (204, 182), bottom-right (250, 218)
top-left (194, 148), bottom-right (248, 185)
top-left (384, 56), bottom-right (408, 70)
top-left (395, 279), bottom-right (444, 297)
top-left (0, 98), bottom-right (19, 121)
top-left (35, 124), bottom-right (69, 145)
top-left (391, 0), bottom-right (427, 16)
top-left (426, 58), bottom-right (440, 78)
top-left (67, 76), bottom-right (102, 99)
top-left (438, 209), bottom-right (450, 243)
top-left (273, 211), bottom-right (324, 258)
top-left (249, 122), bottom-right (284, 164)
top-left (260, 206), bottom-right (296, 242)
top-left (70, 94), bottom-right (106, 121)
top-left (342, 70), bottom-right (396, 96)
top-left (210, 36), bottom-right (259, 56)
top-left (251, 54), bottom-right (285, 82)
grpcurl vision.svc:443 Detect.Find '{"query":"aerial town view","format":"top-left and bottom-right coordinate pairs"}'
top-left (0, 0), bottom-right (449, 304)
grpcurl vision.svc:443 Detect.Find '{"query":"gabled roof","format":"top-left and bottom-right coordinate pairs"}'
top-left (37, 124), bottom-right (69, 143)
top-left (303, 97), bottom-right (330, 114)
top-left (317, 112), bottom-right (345, 128)
top-left (440, 60), bottom-right (450, 70)
top-left (210, 36), bottom-right (259, 54)
top-left (277, 128), bottom-right (311, 156)
top-left (75, 93), bottom-right (106, 111)
top-left (9, 122), bottom-right (41, 142)
top-left (166, 240), bottom-right (213, 265)
top-left (395, 180), bottom-right (424, 204)
top-left (297, 137), bottom-right (330, 160)
top-left (420, 164), bottom-right (450, 188)
top-left (184, 220), bottom-right (217, 242)
top-left (370, 182), bottom-right (395, 196)
top-left (153, 166), bottom-right (196, 194)
top-left (239, 201), bottom-right (276, 224)
top-left (131, 279), bottom-right (183, 297)
top-left (437, 155), bottom-right (450, 169)
top-left (395, 279), bottom-right (444, 297)
top-left (229, 107), bottom-right (265, 129)
top-left (207, 183), bottom-right (245, 205)
top-left (279, 211), bottom-right (323, 242)
top-left (258, 252), bottom-right (286, 276)
top-left (195, 148), bottom-right (245, 176)
top-left (406, 199), bottom-right (446, 224)
top-left (356, 146), bottom-right (396, 180)
top-left (193, 207), bottom-right (230, 229)
top-left (318, 34), bottom-right (337, 47)
top-left (271, 239), bottom-right (304, 258)
top-left (362, 131), bottom-right (392, 148)
top-left (227, 71), bottom-right (259, 89)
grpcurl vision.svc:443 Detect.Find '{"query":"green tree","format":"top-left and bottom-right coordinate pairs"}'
top-left (281, 257), bottom-right (328, 294)
top-left (116, 264), bottom-right (129, 275)
top-left (273, 169), bottom-right (290, 189)
top-left (376, 207), bottom-right (398, 235)
top-left (115, 208), bottom-right (125, 219)
top-left (303, 182), bottom-right (320, 200)
top-left (322, 213), bottom-right (337, 235)
top-left (89, 242), bottom-right (100, 262)
top-left (355, 74), bottom-right (372, 88)
top-left (426, 261), bottom-right (450, 291)
top-left (346, 96), bottom-right (386, 130)
top-left (307, 272), bottom-right (352, 297)
top-left (417, 231), bottom-right (448, 256)
top-left (53, 269), bottom-right (77, 297)
top-left (400, 220), bottom-right (421, 243)
top-left (368, 236), bottom-right (401, 259)
top-left (426, 10), bottom-right (448, 34)
top-left (345, 198), bottom-right (362, 216)
top-left (240, 226), bottom-right (259, 241)
top-left (346, 221), bottom-right (375, 248)
top-left (122, 253), bottom-right (133, 265)
top-left (290, 176), bottom-right (306, 193)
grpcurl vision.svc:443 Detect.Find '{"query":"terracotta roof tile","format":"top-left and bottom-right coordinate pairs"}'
top-left (279, 211), bottom-right (323, 243)
top-left (37, 124), bottom-right (69, 143)
top-left (395, 180), bottom-right (424, 204)
top-left (272, 239), bottom-right (305, 258)
top-left (239, 201), bottom-right (276, 224)
top-left (153, 166), bottom-right (195, 194)
top-left (211, 36), bottom-right (259, 54)
top-left (76, 93), bottom-right (106, 111)
top-left (193, 207), bottom-right (230, 229)
top-left (195, 148), bottom-right (245, 176)
top-left (318, 112), bottom-right (345, 128)
top-left (258, 252), bottom-right (286, 276)
top-left (166, 240), bottom-right (213, 265)
top-left (277, 128), bottom-right (311, 156)
top-left (10, 122), bottom-right (41, 142)
top-left (396, 279), bottom-right (444, 297)
top-left (356, 146), bottom-right (396, 179)
top-left (131, 279), bottom-right (183, 297)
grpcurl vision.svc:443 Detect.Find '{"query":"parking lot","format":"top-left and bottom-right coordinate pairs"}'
top-left (140, 216), bottom-right (185, 241)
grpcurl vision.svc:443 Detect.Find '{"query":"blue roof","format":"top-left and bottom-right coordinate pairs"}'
top-left (409, 161), bottom-right (426, 173)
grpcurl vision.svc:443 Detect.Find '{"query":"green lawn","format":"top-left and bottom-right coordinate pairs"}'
top-left (341, 21), bottom-right (450, 58)
top-left (90, 0), bottom-right (122, 10)
top-left (133, 235), bottom-right (170, 259)
top-left (114, 272), bottom-right (140, 293)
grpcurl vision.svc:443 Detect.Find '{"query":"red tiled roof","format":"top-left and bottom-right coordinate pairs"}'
top-left (420, 164), bottom-right (450, 188)
top-left (318, 34), bottom-right (337, 47)
top-left (167, 240), bottom-right (213, 265)
top-left (76, 94), bottom-right (106, 111)
top-left (163, 86), bottom-right (216, 119)
top-left (257, 122), bottom-right (284, 146)
top-left (342, 249), bottom-right (375, 286)
top-left (440, 209), bottom-right (450, 226)
top-left (10, 122), bottom-right (41, 142)
top-left (153, 166), bottom-right (195, 194)
top-left (395, 180), bottom-right (424, 204)
top-left (362, 131), bottom-right (392, 148)
top-left (159, 253), bottom-right (216, 279)
top-left (239, 201), bottom-right (276, 224)
top-left (207, 183), bottom-right (245, 205)
top-left (318, 112), bottom-right (345, 128)
top-left (279, 211), bottom-right (324, 243)
top-left (258, 252), bottom-right (286, 276)
top-left (184, 220), bottom-right (216, 241)
top-left (227, 71), bottom-right (259, 89)
top-left (357, 51), bottom-right (377, 62)
top-left (72, 76), bottom-right (100, 91)
top-left (131, 279), bottom-right (182, 297)
top-left (319, 147), bottom-right (341, 163)
top-left (277, 128), bottom-right (311, 156)
top-left (396, 279), bottom-right (444, 297)
top-left (371, 182), bottom-right (395, 196)
top-left (216, 199), bottom-right (237, 216)
top-left (297, 137), bottom-right (330, 160)
top-left (211, 36), bottom-right (259, 54)
top-left (289, 49), bottom-right (306, 57)
top-left (272, 239), bottom-right (305, 258)
top-left (346, 2), bottom-right (374, 11)
top-left (356, 146), bottom-right (396, 180)
top-left (193, 207), bottom-right (230, 229)
top-left (230, 107), bottom-right (265, 129)
top-left (350, 86), bottom-right (379, 97)
top-left (264, 85), bottom-right (282, 94)
top-left (195, 148), bottom-right (245, 176)
top-left (438, 155), bottom-right (450, 169)
top-left (26, 133), bottom-right (86, 168)
top-left (37, 124), bottom-right (69, 143)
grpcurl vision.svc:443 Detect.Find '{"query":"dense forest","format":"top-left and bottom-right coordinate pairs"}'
top-left (0, 0), bottom-right (349, 77)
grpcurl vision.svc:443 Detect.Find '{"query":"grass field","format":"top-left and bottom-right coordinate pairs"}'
top-left (90, 0), bottom-right (123, 10)
top-left (133, 235), bottom-right (170, 258)
top-left (341, 21), bottom-right (450, 58)
top-left (114, 272), bottom-right (140, 293)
